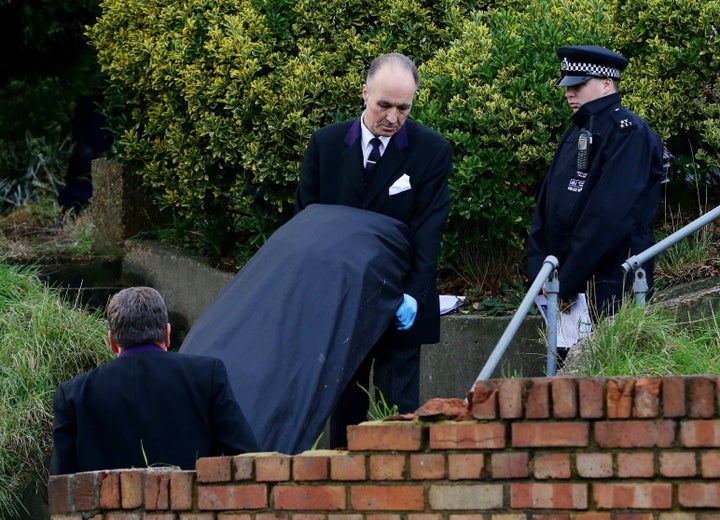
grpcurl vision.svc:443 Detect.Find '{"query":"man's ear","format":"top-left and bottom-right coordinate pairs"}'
top-left (163, 323), bottom-right (171, 351)
top-left (108, 330), bottom-right (120, 355)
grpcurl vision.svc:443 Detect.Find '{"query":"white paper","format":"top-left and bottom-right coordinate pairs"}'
top-left (534, 293), bottom-right (592, 349)
top-left (439, 295), bottom-right (465, 315)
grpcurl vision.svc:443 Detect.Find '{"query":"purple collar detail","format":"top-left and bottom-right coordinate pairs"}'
top-left (118, 343), bottom-right (165, 357)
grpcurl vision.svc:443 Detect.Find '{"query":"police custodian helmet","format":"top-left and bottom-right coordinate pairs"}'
top-left (555, 45), bottom-right (629, 87)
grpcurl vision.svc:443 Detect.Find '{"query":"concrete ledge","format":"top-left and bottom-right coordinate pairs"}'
top-left (121, 238), bottom-right (547, 402)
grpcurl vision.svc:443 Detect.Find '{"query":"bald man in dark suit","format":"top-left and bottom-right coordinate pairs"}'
top-left (295, 53), bottom-right (452, 448)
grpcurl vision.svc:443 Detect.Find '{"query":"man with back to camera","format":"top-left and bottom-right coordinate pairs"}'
top-left (50, 286), bottom-right (258, 475)
top-left (528, 45), bottom-right (664, 322)
top-left (295, 53), bottom-right (452, 448)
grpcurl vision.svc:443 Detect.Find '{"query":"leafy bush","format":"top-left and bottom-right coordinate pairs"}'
top-left (0, 263), bottom-right (111, 518)
top-left (611, 0), bottom-right (720, 168)
top-left (413, 0), bottom-right (613, 283)
top-left (88, 0), bottom-right (719, 279)
top-left (87, 0), bottom-right (477, 259)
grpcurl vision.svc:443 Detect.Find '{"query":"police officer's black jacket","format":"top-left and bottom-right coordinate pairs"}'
top-left (528, 92), bottom-right (664, 307)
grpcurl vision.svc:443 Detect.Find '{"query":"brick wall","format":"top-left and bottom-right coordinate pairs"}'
top-left (48, 375), bottom-right (720, 518)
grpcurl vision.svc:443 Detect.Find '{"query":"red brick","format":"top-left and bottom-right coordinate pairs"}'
top-left (470, 380), bottom-right (498, 419)
top-left (447, 453), bottom-right (485, 480)
top-left (689, 377), bottom-right (716, 418)
top-left (170, 471), bottom-right (195, 510)
top-left (408, 514), bottom-right (442, 520)
top-left (120, 470), bottom-right (143, 509)
top-left (451, 516), bottom-right (492, 520)
top-left (660, 452), bottom-right (697, 477)
top-left (575, 514), bottom-right (611, 520)
top-left (234, 454), bottom-right (255, 480)
top-left (197, 483), bottom-right (268, 510)
top-left (430, 422), bottom-right (505, 449)
top-left (552, 378), bottom-right (577, 418)
top-left (576, 453), bottom-right (613, 478)
top-left (595, 421), bottom-right (676, 448)
top-left (256, 454), bottom-right (291, 481)
top-left (616, 515), bottom-right (653, 520)
top-left (351, 485), bottom-right (424, 511)
top-left (531, 516), bottom-right (571, 520)
top-left (607, 378), bottom-right (634, 418)
top-left (367, 515), bottom-right (401, 520)
top-left (330, 454), bottom-right (366, 481)
top-left (633, 378), bottom-right (660, 418)
top-left (292, 515), bottom-right (326, 520)
top-left (679, 483), bottom-right (720, 508)
top-left (526, 379), bottom-right (550, 418)
top-left (579, 378), bottom-right (605, 418)
top-left (617, 453), bottom-right (655, 478)
top-left (47, 475), bottom-right (72, 515)
top-left (98, 471), bottom-right (121, 510)
top-left (218, 514), bottom-right (253, 520)
top-left (197, 456), bottom-right (233, 483)
top-left (429, 484), bottom-right (503, 509)
top-left (73, 471), bottom-right (98, 511)
top-left (328, 515), bottom-right (363, 520)
top-left (498, 379), bottom-right (525, 419)
top-left (680, 420), bottom-right (720, 447)
top-left (662, 377), bottom-right (686, 417)
top-left (274, 485), bottom-right (346, 510)
top-left (702, 451), bottom-right (720, 477)
top-left (144, 514), bottom-right (175, 520)
top-left (348, 422), bottom-right (423, 451)
top-left (594, 483), bottom-right (672, 509)
top-left (145, 471), bottom-right (172, 510)
top-left (293, 453), bottom-right (330, 481)
top-left (409, 453), bottom-right (445, 479)
top-left (510, 483), bottom-right (587, 509)
top-left (179, 514), bottom-right (214, 520)
top-left (512, 422), bottom-right (588, 447)
top-left (533, 453), bottom-right (571, 479)
top-left (255, 514), bottom-right (288, 520)
top-left (491, 452), bottom-right (530, 479)
top-left (370, 454), bottom-right (407, 480)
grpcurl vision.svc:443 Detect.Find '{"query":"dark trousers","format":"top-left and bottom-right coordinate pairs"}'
top-left (329, 336), bottom-right (420, 448)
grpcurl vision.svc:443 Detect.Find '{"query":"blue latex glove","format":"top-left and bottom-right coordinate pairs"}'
top-left (395, 293), bottom-right (418, 330)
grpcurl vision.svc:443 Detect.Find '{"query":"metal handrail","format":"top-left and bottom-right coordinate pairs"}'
top-left (470, 255), bottom-right (559, 390)
top-left (470, 204), bottom-right (720, 391)
top-left (623, 204), bottom-right (720, 305)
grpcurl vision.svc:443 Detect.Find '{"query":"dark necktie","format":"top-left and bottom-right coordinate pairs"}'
top-left (364, 137), bottom-right (382, 188)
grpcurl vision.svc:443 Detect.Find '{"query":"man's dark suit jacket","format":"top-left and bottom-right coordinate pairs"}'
top-left (295, 117), bottom-right (452, 345)
top-left (50, 346), bottom-right (258, 475)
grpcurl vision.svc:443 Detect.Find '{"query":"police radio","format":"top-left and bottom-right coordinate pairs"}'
top-left (577, 116), bottom-right (594, 172)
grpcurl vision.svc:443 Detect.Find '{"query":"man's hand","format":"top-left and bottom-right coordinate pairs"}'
top-left (395, 293), bottom-right (418, 330)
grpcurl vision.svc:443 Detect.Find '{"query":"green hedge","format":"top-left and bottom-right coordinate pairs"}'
top-left (88, 0), bottom-right (719, 275)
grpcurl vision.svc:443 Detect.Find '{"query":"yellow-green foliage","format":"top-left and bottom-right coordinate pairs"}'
top-left (414, 0), bottom-right (613, 259)
top-left (0, 264), bottom-right (111, 518)
top-left (88, 0), bottom-right (477, 251)
top-left (611, 0), bottom-right (720, 165)
top-left (88, 0), bottom-right (719, 263)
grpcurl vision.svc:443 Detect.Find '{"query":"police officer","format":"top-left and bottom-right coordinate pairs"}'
top-left (528, 45), bottom-right (664, 318)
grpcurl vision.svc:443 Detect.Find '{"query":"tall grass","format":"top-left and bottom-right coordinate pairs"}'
top-left (0, 263), bottom-right (111, 518)
top-left (571, 301), bottom-right (720, 377)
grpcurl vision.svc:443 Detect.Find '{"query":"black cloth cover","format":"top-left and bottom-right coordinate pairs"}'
top-left (179, 204), bottom-right (411, 454)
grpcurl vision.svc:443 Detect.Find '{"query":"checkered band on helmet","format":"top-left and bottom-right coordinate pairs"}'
top-left (561, 57), bottom-right (621, 79)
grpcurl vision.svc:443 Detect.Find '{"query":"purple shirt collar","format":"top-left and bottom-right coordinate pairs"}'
top-left (118, 343), bottom-right (165, 357)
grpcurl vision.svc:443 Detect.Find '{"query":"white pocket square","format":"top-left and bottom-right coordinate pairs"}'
top-left (389, 173), bottom-right (412, 195)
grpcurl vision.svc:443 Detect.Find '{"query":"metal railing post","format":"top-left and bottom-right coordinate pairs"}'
top-left (470, 255), bottom-right (559, 390)
top-left (545, 267), bottom-right (559, 376)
